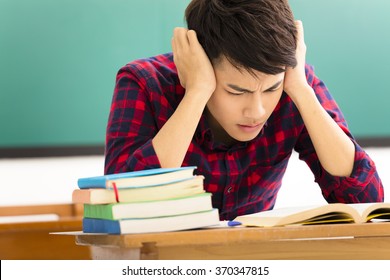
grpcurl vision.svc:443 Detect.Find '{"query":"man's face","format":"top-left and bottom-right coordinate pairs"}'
top-left (206, 57), bottom-right (285, 145)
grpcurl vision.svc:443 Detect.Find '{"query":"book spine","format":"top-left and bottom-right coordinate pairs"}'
top-left (82, 218), bottom-right (121, 234)
top-left (77, 178), bottom-right (107, 189)
top-left (84, 204), bottom-right (115, 220)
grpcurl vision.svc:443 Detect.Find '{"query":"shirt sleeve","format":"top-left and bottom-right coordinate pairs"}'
top-left (104, 65), bottom-right (162, 174)
top-left (294, 65), bottom-right (384, 203)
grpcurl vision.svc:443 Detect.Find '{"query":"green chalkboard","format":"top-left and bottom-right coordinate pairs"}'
top-left (290, 0), bottom-right (390, 137)
top-left (0, 0), bottom-right (190, 148)
top-left (0, 0), bottom-right (389, 149)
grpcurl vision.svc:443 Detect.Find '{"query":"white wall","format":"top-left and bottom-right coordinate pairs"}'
top-left (275, 147), bottom-right (390, 208)
top-left (0, 148), bottom-right (388, 207)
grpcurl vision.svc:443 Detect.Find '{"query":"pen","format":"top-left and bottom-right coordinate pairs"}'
top-left (227, 220), bottom-right (242, 227)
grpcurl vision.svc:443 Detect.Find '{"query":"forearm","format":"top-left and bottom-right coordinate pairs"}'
top-left (153, 28), bottom-right (216, 168)
top-left (152, 91), bottom-right (207, 168)
top-left (292, 86), bottom-right (355, 177)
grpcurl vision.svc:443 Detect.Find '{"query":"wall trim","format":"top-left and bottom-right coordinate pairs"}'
top-left (0, 145), bottom-right (105, 158)
top-left (356, 137), bottom-right (390, 148)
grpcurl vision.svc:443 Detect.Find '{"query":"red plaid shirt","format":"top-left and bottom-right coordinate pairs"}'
top-left (105, 53), bottom-right (384, 220)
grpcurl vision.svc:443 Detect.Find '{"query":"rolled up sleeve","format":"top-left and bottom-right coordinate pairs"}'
top-left (104, 65), bottom-right (162, 174)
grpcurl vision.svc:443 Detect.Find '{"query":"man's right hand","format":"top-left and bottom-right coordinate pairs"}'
top-left (172, 27), bottom-right (216, 102)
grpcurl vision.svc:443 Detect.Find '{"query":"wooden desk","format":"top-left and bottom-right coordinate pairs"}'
top-left (75, 222), bottom-right (390, 260)
top-left (0, 203), bottom-right (91, 259)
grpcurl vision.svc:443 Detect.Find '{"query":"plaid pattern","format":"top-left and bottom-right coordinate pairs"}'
top-left (105, 53), bottom-right (384, 220)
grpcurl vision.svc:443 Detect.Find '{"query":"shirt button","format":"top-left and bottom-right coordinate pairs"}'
top-left (227, 187), bottom-right (233, 193)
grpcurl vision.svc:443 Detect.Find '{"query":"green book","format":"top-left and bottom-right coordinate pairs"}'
top-left (83, 193), bottom-right (213, 220)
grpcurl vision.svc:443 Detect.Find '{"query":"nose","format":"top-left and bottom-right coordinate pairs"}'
top-left (243, 93), bottom-right (266, 120)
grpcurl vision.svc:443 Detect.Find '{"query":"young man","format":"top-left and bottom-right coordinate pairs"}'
top-left (105, 0), bottom-right (383, 220)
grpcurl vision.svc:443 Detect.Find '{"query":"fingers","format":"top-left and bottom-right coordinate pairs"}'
top-left (170, 27), bottom-right (215, 94)
top-left (173, 27), bottom-right (190, 51)
top-left (172, 27), bottom-right (201, 52)
top-left (295, 20), bottom-right (303, 29)
top-left (187, 30), bottom-right (200, 48)
top-left (294, 20), bottom-right (304, 41)
top-left (171, 37), bottom-right (176, 54)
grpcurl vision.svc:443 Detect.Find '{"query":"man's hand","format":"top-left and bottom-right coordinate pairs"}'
top-left (283, 20), bottom-right (310, 101)
top-left (172, 27), bottom-right (216, 101)
top-left (283, 21), bottom-right (355, 177)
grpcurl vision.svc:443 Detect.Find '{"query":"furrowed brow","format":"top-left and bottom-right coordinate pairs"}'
top-left (227, 84), bottom-right (255, 93)
top-left (265, 80), bottom-right (284, 92)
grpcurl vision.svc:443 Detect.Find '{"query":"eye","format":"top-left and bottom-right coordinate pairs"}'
top-left (264, 82), bottom-right (283, 93)
top-left (226, 90), bottom-right (244, 96)
top-left (264, 88), bottom-right (278, 94)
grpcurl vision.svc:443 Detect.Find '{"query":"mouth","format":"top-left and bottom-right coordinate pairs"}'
top-left (237, 122), bottom-right (264, 133)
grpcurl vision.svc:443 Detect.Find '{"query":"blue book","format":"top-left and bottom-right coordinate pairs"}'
top-left (82, 209), bottom-right (220, 234)
top-left (78, 166), bottom-right (196, 189)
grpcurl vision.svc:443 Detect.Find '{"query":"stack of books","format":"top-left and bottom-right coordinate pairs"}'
top-left (72, 166), bottom-right (219, 234)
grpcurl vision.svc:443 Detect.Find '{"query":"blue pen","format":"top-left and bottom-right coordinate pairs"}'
top-left (227, 220), bottom-right (242, 227)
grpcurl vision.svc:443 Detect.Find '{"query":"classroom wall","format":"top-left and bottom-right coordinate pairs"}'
top-left (1, 0), bottom-right (389, 150)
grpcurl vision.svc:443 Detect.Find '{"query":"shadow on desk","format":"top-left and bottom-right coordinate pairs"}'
top-left (0, 204), bottom-right (91, 260)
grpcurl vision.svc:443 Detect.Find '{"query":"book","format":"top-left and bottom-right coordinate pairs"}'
top-left (76, 166), bottom-right (220, 234)
top-left (83, 193), bottom-right (213, 220)
top-left (232, 202), bottom-right (390, 227)
top-left (82, 209), bottom-right (220, 234)
top-left (72, 176), bottom-right (204, 204)
top-left (78, 166), bottom-right (196, 189)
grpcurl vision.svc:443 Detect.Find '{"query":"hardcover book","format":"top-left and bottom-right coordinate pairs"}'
top-left (83, 193), bottom-right (213, 220)
top-left (73, 176), bottom-right (204, 204)
top-left (82, 209), bottom-right (220, 234)
top-left (78, 166), bottom-right (196, 189)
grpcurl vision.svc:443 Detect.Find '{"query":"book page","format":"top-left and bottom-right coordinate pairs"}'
top-left (250, 205), bottom-right (327, 218)
top-left (346, 203), bottom-right (377, 216)
top-left (347, 202), bottom-right (390, 221)
top-left (234, 203), bottom-right (360, 227)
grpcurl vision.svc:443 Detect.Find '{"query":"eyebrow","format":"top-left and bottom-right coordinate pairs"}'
top-left (227, 79), bottom-right (284, 93)
top-left (265, 79), bottom-right (284, 92)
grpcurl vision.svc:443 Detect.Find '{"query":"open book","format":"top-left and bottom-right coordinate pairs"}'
top-left (232, 202), bottom-right (390, 227)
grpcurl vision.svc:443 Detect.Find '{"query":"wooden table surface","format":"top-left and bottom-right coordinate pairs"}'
top-left (75, 222), bottom-right (390, 260)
